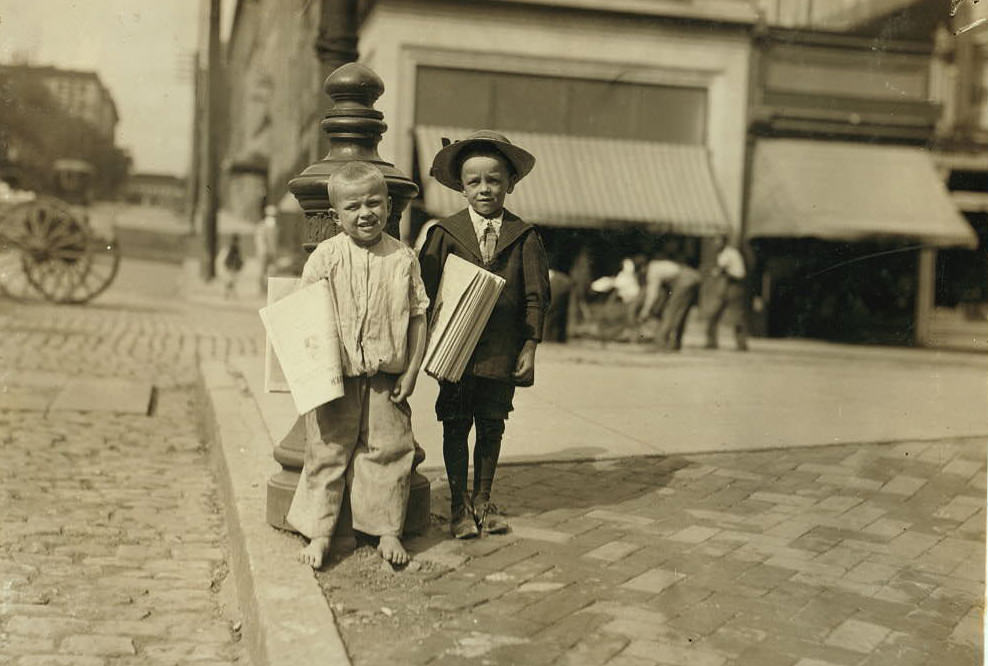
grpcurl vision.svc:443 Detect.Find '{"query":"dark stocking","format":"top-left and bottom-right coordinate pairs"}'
top-left (472, 417), bottom-right (505, 504)
top-left (442, 418), bottom-right (472, 511)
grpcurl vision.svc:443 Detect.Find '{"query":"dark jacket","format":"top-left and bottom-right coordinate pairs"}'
top-left (418, 208), bottom-right (550, 384)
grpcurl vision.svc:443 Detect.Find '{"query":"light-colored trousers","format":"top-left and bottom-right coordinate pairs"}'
top-left (655, 268), bottom-right (701, 350)
top-left (286, 373), bottom-right (415, 540)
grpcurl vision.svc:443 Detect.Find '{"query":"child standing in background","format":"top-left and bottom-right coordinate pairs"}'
top-left (219, 234), bottom-right (243, 299)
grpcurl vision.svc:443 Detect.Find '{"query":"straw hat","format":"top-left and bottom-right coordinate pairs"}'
top-left (430, 130), bottom-right (536, 191)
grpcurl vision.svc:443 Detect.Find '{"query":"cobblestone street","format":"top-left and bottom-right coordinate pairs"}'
top-left (0, 288), bottom-right (262, 666)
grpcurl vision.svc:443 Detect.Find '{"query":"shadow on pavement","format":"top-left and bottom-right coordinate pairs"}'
top-left (416, 454), bottom-right (695, 542)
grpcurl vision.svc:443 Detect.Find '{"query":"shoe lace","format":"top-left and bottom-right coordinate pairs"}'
top-left (481, 502), bottom-right (502, 517)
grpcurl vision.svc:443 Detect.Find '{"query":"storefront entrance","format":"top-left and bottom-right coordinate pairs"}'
top-left (754, 239), bottom-right (919, 345)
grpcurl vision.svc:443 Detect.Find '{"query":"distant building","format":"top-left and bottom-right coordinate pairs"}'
top-left (0, 64), bottom-right (119, 142)
top-left (927, 0), bottom-right (988, 349)
top-left (1, 63), bottom-right (127, 197)
top-left (123, 173), bottom-right (187, 211)
top-left (746, 0), bottom-right (987, 349)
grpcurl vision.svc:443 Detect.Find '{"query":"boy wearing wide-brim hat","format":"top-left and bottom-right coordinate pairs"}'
top-left (418, 130), bottom-right (550, 539)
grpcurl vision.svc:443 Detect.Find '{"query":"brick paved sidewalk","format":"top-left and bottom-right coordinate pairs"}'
top-left (326, 437), bottom-right (985, 666)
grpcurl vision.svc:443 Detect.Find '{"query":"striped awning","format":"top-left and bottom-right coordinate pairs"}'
top-left (748, 139), bottom-right (978, 249)
top-left (415, 126), bottom-right (731, 235)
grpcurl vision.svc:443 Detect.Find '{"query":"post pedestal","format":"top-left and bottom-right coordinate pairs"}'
top-left (266, 62), bottom-right (430, 550)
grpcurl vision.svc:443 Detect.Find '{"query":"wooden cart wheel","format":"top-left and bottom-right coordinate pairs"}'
top-left (62, 230), bottom-right (121, 304)
top-left (0, 201), bottom-right (45, 301)
top-left (7, 198), bottom-right (120, 304)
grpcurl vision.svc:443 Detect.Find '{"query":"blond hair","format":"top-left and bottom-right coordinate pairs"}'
top-left (326, 162), bottom-right (387, 208)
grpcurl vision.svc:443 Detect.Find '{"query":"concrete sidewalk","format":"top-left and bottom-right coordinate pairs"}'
top-left (177, 256), bottom-right (268, 312)
top-left (407, 340), bottom-right (988, 469)
top-left (233, 336), bottom-right (988, 471)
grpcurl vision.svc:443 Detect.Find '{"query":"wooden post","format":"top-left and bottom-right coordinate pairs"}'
top-left (198, 0), bottom-right (221, 280)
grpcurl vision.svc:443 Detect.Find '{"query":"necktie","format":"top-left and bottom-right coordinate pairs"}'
top-left (481, 221), bottom-right (497, 265)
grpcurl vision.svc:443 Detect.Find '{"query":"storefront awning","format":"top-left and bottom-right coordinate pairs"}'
top-left (414, 126), bottom-right (731, 235)
top-left (748, 139), bottom-right (978, 249)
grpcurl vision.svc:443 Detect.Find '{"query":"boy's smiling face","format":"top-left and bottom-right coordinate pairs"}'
top-left (460, 153), bottom-right (515, 218)
top-left (330, 178), bottom-right (390, 246)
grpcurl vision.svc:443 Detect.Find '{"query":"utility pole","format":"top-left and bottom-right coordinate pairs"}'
top-left (200, 0), bottom-right (220, 280)
top-left (185, 51), bottom-right (200, 231)
top-left (314, 0), bottom-right (359, 158)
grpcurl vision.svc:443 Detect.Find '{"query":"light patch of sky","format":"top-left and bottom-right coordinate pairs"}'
top-left (0, 1), bottom-right (202, 176)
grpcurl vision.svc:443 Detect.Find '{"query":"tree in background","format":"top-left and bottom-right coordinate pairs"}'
top-left (0, 68), bottom-right (130, 199)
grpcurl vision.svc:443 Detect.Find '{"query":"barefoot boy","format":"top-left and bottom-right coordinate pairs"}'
top-left (286, 162), bottom-right (429, 568)
top-left (418, 131), bottom-right (549, 539)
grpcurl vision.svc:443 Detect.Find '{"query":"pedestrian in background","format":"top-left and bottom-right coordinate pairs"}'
top-left (590, 256), bottom-right (642, 343)
top-left (255, 204), bottom-right (279, 293)
top-left (219, 234), bottom-right (243, 299)
top-left (567, 247), bottom-right (593, 336)
top-left (705, 234), bottom-right (749, 351)
top-left (419, 130), bottom-right (549, 540)
top-left (543, 267), bottom-right (572, 342)
top-left (638, 253), bottom-right (700, 352)
top-left (637, 254), bottom-right (680, 325)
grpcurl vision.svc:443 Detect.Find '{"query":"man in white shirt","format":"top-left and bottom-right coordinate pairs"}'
top-left (638, 258), bottom-right (681, 321)
top-left (638, 256), bottom-right (701, 352)
top-left (705, 235), bottom-right (749, 351)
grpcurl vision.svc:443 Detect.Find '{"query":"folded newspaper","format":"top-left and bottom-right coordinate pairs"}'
top-left (424, 254), bottom-right (506, 382)
top-left (258, 279), bottom-right (344, 414)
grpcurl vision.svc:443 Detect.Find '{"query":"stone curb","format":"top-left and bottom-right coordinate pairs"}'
top-left (197, 359), bottom-right (350, 666)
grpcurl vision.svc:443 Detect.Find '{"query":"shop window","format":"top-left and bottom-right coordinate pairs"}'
top-left (567, 79), bottom-right (642, 140)
top-left (935, 213), bottom-right (988, 311)
top-left (416, 66), bottom-right (706, 144)
top-left (414, 68), bottom-right (493, 130)
top-left (947, 170), bottom-right (988, 192)
top-left (492, 74), bottom-right (569, 134)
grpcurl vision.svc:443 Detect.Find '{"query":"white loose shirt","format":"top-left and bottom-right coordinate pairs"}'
top-left (639, 259), bottom-right (682, 316)
top-left (301, 233), bottom-right (429, 377)
top-left (717, 246), bottom-right (746, 280)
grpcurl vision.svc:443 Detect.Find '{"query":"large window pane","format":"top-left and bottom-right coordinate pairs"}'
top-left (567, 79), bottom-right (642, 139)
top-left (415, 67), bottom-right (493, 130)
top-left (415, 66), bottom-right (706, 145)
top-left (638, 85), bottom-right (706, 144)
top-left (492, 73), bottom-right (569, 134)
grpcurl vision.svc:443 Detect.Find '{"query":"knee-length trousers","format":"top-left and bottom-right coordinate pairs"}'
top-left (286, 373), bottom-right (415, 540)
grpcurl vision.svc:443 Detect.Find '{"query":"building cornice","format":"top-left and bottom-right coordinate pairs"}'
top-left (366, 0), bottom-right (758, 27)
top-left (756, 26), bottom-right (933, 54)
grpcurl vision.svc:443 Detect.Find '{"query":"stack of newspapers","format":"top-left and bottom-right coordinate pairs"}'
top-left (424, 254), bottom-right (505, 382)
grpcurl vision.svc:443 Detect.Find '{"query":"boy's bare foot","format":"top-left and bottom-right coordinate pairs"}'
top-left (298, 536), bottom-right (330, 569)
top-left (377, 535), bottom-right (409, 567)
